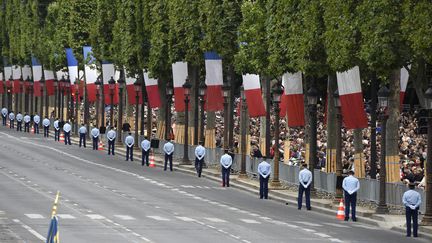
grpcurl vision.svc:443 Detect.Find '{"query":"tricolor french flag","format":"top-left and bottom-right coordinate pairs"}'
top-left (32, 57), bottom-right (43, 97)
top-left (83, 46), bottom-right (99, 102)
top-left (66, 48), bottom-right (78, 84)
top-left (172, 61), bottom-right (189, 112)
top-left (12, 65), bottom-right (22, 94)
top-left (242, 74), bottom-right (266, 117)
top-left (336, 66), bottom-right (368, 129)
top-left (143, 71), bottom-right (161, 108)
top-left (102, 61), bottom-right (119, 105)
top-left (400, 67), bottom-right (409, 107)
top-left (204, 52), bottom-right (223, 111)
top-left (125, 71), bottom-right (142, 105)
top-left (281, 72), bottom-right (305, 127)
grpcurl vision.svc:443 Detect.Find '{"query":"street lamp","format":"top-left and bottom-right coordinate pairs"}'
top-left (25, 76), bottom-right (30, 113)
top-left (65, 78), bottom-right (71, 121)
top-left (108, 76), bottom-right (116, 128)
top-left (307, 85), bottom-right (319, 193)
top-left (59, 76), bottom-right (65, 120)
top-left (7, 76), bottom-right (12, 112)
top-left (376, 85), bottom-right (390, 214)
top-left (182, 77), bottom-right (192, 164)
top-left (18, 76), bottom-right (24, 112)
top-left (94, 78), bottom-right (102, 127)
top-left (165, 81), bottom-right (173, 140)
top-left (74, 78), bottom-right (80, 134)
top-left (333, 90), bottom-right (343, 202)
top-left (53, 78), bottom-right (58, 118)
top-left (270, 81), bottom-right (284, 187)
top-left (28, 77), bottom-right (34, 115)
top-left (239, 85), bottom-right (248, 178)
top-left (117, 75), bottom-right (126, 144)
top-left (421, 82), bottom-right (432, 225)
top-left (199, 80), bottom-right (207, 143)
top-left (134, 79), bottom-right (141, 148)
top-left (39, 77), bottom-right (45, 117)
top-left (222, 81), bottom-right (231, 150)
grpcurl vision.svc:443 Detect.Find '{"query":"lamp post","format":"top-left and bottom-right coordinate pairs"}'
top-left (182, 78), bottom-right (192, 164)
top-left (54, 78), bottom-right (58, 118)
top-left (117, 76), bottom-right (125, 144)
top-left (39, 77), bottom-right (45, 117)
top-left (24, 77), bottom-right (30, 113)
top-left (421, 82), bottom-right (432, 225)
top-left (198, 80), bottom-right (207, 143)
top-left (222, 81), bottom-right (231, 150)
top-left (270, 82), bottom-right (284, 187)
top-left (108, 76), bottom-right (116, 128)
top-left (134, 79), bottom-right (141, 148)
top-left (165, 81), bottom-right (174, 140)
top-left (95, 78), bottom-right (102, 128)
top-left (65, 79), bottom-right (71, 121)
top-left (376, 85), bottom-right (390, 214)
top-left (333, 90), bottom-right (343, 202)
top-left (145, 89), bottom-right (152, 140)
top-left (29, 78), bottom-right (34, 115)
top-left (239, 86), bottom-right (248, 178)
top-left (74, 79), bottom-right (80, 134)
top-left (7, 76), bottom-right (12, 111)
top-left (59, 76), bottom-right (65, 120)
top-left (307, 85), bottom-right (319, 194)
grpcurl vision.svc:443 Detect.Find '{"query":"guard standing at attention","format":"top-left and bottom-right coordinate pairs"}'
top-left (163, 139), bottom-right (174, 171)
top-left (194, 141), bottom-right (205, 177)
top-left (33, 114), bottom-right (40, 134)
top-left (91, 127), bottom-right (100, 150)
top-left (53, 118), bottom-right (60, 141)
top-left (1, 107), bottom-right (8, 126)
top-left (8, 111), bottom-right (15, 129)
top-left (342, 170), bottom-right (360, 221)
top-left (298, 163), bottom-right (312, 210)
top-left (402, 183), bottom-right (422, 237)
top-left (125, 133), bottom-right (135, 161)
top-left (107, 127), bottom-right (116, 155)
top-left (79, 124), bottom-right (87, 147)
top-left (257, 157), bottom-right (271, 199)
top-left (23, 114), bottom-right (31, 132)
top-left (16, 112), bottom-right (23, 131)
top-left (220, 149), bottom-right (233, 187)
top-left (42, 116), bottom-right (50, 137)
top-left (141, 136), bottom-right (151, 166)
top-left (63, 121), bottom-right (72, 145)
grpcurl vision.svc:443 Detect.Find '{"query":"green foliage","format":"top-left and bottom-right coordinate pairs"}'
top-left (89, 0), bottom-right (116, 63)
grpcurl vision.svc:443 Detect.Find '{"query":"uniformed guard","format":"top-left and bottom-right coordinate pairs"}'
top-left (402, 183), bottom-right (422, 237)
top-left (220, 149), bottom-right (232, 187)
top-left (8, 111), bottom-right (15, 129)
top-left (107, 127), bottom-right (116, 155)
top-left (342, 170), bottom-right (360, 221)
top-left (194, 141), bottom-right (205, 177)
top-left (1, 107), bottom-right (8, 126)
top-left (63, 121), bottom-right (72, 145)
top-left (124, 133), bottom-right (134, 161)
top-left (78, 124), bottom-right (87, 148)
top-left (53, 118), bottom-right (60, 141)
top-left (298, 163), bottom-right (312, 210)
top-left (141, 136), bottom-right (151, 166)
top-left (23, 114), bottom-right (31, 132)
top-left (91, 127), bottom-right (100, 150)
top-left (16, 112), bottom-right (23, 131)
top-left (33, 114), bottom-right (40, 134)
top-left (257, 157), bottom-right (271, 199)
top-left (163, 139), bottom-right (174, 171)
top-left (42, 116), bottom-right (50, 137)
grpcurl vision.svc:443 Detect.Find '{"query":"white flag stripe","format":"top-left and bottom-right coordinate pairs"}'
top-left (4, 67), bottom-right (12, 80)
top-left (172, 61), bottom-right (188, 88)
top-left (12, 65), bottom-right (21, 79)
top-left (242, 74), bottom-right (261, 90)
top-left (336, 66), bottom-right (362, 95)
top-left (282, 72), bottom-right (303, 95)
top-left (102, 63), bottom-right (115, 83)
top-left (56, 70), bottom-right (68, 80)
top-left (85, 65), bottom-right (98, 84)
top-left (0, 72), bottom-right (3, 81)
top-left (125, 69), bottom-right (135, 85)
top-left (32, 66), bottom-right (43, 82)
top-left (68, 66), bottom-right (78, 82)
top-left (205, 59), bottom-right (223, 86)
top-left (400, 67), bottom-right (409, 92)
top-left (143, 72), bottom-right (158, 86)
top-left (44, 70), bottom-right (55, 80)
top-left (22, 65), bottom-right (32, 79)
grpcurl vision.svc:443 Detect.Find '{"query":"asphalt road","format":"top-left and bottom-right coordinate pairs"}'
top-left (0, 126), bottom-right (428, 243)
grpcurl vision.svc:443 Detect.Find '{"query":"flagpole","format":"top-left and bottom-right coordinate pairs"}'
top-left (51, 191), bottom-right (60, 218)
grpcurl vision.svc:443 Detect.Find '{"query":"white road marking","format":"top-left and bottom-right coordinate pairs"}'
top-left (204, 218), bottom-right (227, 223)
top-left (25, 214), bottom-right (45, 219)
top-left (13, 219), bottom-right (46, 242)
top-left (86, 214), bottom-right (106, 220)
top-left (330, 239), bottom-right (343, 242)
top-left (240, 219), bottom-right (261, 224)
top-left (176, 216), bottom-right (196, 222)
top-left (57, 214), bottom-right (76, 219)
top-left (114, 215), bottom-right (135, 220)
top-left (295, 221), bottom-right (322, 227)
top-left (303, 228), bottom-right (316, 232)
top-left (323, 222), bottom-right (351, 228)
top-left (147, 216), bottom-right (170, 221)
top-left (314, 232), bottom-right (330, 238)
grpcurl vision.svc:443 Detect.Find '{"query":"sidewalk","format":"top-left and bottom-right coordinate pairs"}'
top-left (66, 135), bottom-right (432, 239)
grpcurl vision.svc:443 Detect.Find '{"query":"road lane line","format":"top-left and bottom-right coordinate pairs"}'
top-left (204, 217), bottom-right (227, 223)
top-left (114, 215), bottom-right (135, 220)
top-left (57, 214), bottom-right (76, 219)
top-left (240, 219), bottom-right (261, 224)
top-left (24, 214), bottom-right (45, 219)
top-left (12, 219), bottom-right (46, 242)
top-left (147, 215), bottom-right (170, 221)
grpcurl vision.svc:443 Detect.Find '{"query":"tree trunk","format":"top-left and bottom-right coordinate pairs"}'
top-left (354, 128), bottom-right (365, 178)
top-left (385, 69), bottom-right (401, 183)
top-left (189, 64), bottom-right (199, 145)
top-left (156, 73), bottom-right (168, 140)
top-left (412, 58), bottom-right (426, 108)
top-left (205, 111), bottom-right (216, 148)
top-left (259, 76), bottom-right (270, 157)
top-left (326, 74), bottom-right (337, 173)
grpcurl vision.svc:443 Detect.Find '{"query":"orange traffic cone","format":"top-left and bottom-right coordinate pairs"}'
top-left (98, 141), bottom-right (104, 150)
top-left (149, 152), bottom-right (156, 167)
top-left (30, 126), bottom-right (34, 133)
top-left (336, 198), bottom-right (345, 220)
top-left (59, 133), bottom-right (65, 143)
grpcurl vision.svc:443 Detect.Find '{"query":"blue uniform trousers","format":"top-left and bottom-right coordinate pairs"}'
top-left (79, 133), bottom-right (86, 147)
top-left (406, 206), bottom-right (419, 237)
top-left (17, 122), bottom-right (22, 131)
top-left (34, 124), bottom-right (39, 134)
top-left (195, 158), bottom-right (203, 177)
top-left (260, 175), bottom-right (269, 199)
top-left (108, 140), bottom-right (115, 155)
top-left (24, 123), bottom-right (30, 132)
top-left (92, 137), bottom-right (98, 150)
top-left (44, 127), bottom-right (49, 137)
top-left (126, 146), bottom-right (133, 161)
top-left (2, 116), bottom-right (6, 125)
top-left (64, 132), bottom-right (71, 145)
top-left (142, 150), bottom-right (149, 166)
top-left (164, 154), bottom-right (173, 171)
top-left (298, 184), bottom-right (311, 210)
top-left (344, 191), bottom-right (357, 221)
top-left (221, 166), bottom-right (231, 187)
top-left (9, 120), bottom-right (14, 128)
